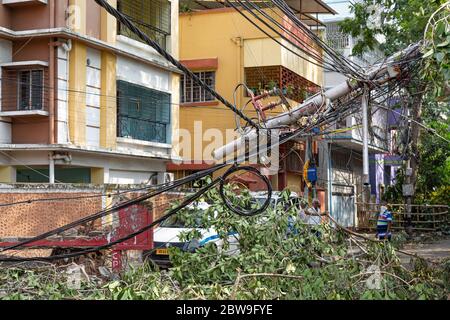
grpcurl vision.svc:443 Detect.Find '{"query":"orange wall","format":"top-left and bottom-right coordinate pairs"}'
top-left (12, 118), bottom-right (49, 144)
top-left (10, 5), bottom-right (50, 31)
top-left (12, 39), bottom-right (49, 62)
top-left (0, 5), bottom-right (11, 29)
top-left (86, 1), bottom-right (101, 39)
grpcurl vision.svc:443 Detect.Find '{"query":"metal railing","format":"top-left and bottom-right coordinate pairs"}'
top-left (356, 203), bottom-right (449, 231)
top-left (117, 115), bottom-right (168, 144)
top-left (117, 0), bottom-right (171, 49)
top-left (0, 69), bottom-right (48, 112)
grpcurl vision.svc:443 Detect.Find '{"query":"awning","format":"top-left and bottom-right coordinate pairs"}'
top-left (179, 0), bottom-right (336, 15)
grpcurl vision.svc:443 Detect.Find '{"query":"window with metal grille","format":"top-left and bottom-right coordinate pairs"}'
top-left (180, 71), bottom-right (216, 103)
top-left (18, 70), bottom-right (43, 110)
top-left (244, 66), bottom-right (319, 103)
top-left (117, 0), bottom-right (171, 49)
top-left (117, 80), bottom-right (171, 144)
top-left (325, 22), bottom-right (350, 50)
top-left (285, 142), bottom-right (305, 173)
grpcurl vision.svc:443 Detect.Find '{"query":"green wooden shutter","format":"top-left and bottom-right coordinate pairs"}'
top-left (117, 80), bottom-right (171, 143)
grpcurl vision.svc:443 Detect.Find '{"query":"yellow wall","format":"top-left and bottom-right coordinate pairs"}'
top-left (170, 0), bottom-right (180, 156)
top-left (68, 40), bottom-right (87, 146)
top-left (91, 167), bottom-right (105, 184)
top-left (179, 8), bottom-right (323, 162)
top-left (286, 173), bottom-right (302, 194)
top-left (69, 0), bottom-right (86, 35)
top-left (244, 37), bottom-right (282, 67)
top-left (281, 40), bottom-right (323, 86)
top-left (100, 51), bottom-right (117, 149)
top-left (100, 0), bottom-right (117, 44)
top-left (0, 166), bottom-right (14, 183)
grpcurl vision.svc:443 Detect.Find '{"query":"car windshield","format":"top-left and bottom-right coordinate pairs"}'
top-left (159, 205), bottom-right (208, 228)
top-left (254, 196), bottom-right (299, 210)
top-left (253, 197), bottom-right (277, 208)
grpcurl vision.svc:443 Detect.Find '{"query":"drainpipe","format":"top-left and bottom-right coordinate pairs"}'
top-left (48, 0), bottom-right (56, 144)
top-left (49, 152), bottom-right (55, 184)
top-left (48, 152), bottom-right (72, 184)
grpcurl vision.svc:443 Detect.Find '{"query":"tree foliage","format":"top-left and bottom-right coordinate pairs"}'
top-left (0, 189), bottom-right (447, 300)
top-left (340, 0), bottom-right (450, 204)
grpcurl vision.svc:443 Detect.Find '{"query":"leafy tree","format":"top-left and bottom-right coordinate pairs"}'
top-left (0, 188), bottom-right (447, 300)
top-left (339, 0), bottom-right (450, 205)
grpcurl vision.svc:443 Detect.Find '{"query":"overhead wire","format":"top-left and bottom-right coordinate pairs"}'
top-left (0, 164), bottom-right (226, 254)
top-left (0, 0), bottom-right (436, 262)
top-left (93, 0), bottom-right (258, 129)
top-left (0, 175), bottom-right (222, 262)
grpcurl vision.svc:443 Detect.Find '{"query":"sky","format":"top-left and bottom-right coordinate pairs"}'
top-left (319, 0), bottom-right (355, 21)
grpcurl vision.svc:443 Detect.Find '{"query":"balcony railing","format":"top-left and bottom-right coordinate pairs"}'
top-left (117, 0), bottom-right (171, 49)
top-left (0, 68), bottom-right (49, 114)
top-left (117, 115), bottom-right (168, 144)
top-left (244, 66), bottom-right (320, 103)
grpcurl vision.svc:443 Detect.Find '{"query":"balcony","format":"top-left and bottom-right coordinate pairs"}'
top-left (117, 115), bottom-right (168, 144)
top-left (243, 35), bottom-right (323, 88)
top-left (117, 0), bottom-right (171, 50)
top-left (325, 114), bottom-right (389, 153)
top-left (116, 80), bottom-right (171, 145)
top-left (0, 63), bottom-right (49, 118)
top-left (244, 65), bottom-right (320, 103)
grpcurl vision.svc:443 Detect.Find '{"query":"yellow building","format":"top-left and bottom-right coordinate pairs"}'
top-left (170, 1), bottom-right (334, 193)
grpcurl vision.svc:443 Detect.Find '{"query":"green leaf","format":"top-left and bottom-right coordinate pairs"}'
top-left (437, 40), bottom-right (449, 48)
top-left (435, 52), bottom-right (445, 63)
top-left (423, 49), bottom-right (434, 58)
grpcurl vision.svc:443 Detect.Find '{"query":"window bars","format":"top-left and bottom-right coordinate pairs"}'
top-left (181, 71), bottom-right (216, 104)
top-left (117, 0), bottom-right (171, 49)
top-left (325, 22), bottom-right (350, 51)
top-left (117, 80), bottom-right (171, 144)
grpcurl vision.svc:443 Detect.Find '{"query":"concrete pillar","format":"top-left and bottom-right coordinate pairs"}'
top-left (99, 1), bottom-right (117, 150)
top-left (68, 40), bottom-right (87, 146)
top-left (91, 167), bottom-right (105, 185)
top-left (68, 0), bottom-right (86, 35)
top-left (100, 51), bottom-right (117, 149)
top-left (49, 153), bottom-right (55, 184)
top-left (0, 166), bottom-right (15, 183)
top-left (100, 0), bottom-right (117, 45)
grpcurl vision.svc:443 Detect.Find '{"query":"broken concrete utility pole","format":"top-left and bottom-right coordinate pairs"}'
top-left (362, 84), bottom-right (371, 204)
top-left (213, 43), bottom-right (422, 162)
top-left (403, 86), bottom-right (425, 235)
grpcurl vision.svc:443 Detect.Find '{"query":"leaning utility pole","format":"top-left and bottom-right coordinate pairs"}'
top-left (362, 85), bottom-right (371, 205)
top-left (404, 87), bottom-right (425, 235)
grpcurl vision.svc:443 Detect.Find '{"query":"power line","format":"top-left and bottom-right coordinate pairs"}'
top-left (0, 175), bottom-right (222, 262)
top-left (94, 0), bottom-right (258, 129)
top-left (0, 164), bottom-right (226, 255)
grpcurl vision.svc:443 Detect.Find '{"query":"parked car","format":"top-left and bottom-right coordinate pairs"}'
top-left (145, 202), bottom-right (239, 267)
top-left (251, 191), bottom-right (300, 210)
top-left (146, 193), bottom-right (300, 267)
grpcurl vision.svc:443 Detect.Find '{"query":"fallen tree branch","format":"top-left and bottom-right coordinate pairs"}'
top-left (231, 271), bottom-right (304, 299)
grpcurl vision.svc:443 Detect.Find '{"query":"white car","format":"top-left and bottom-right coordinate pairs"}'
top-left (146, 202), bottom-right (239, 267)
top-left (251, 191), bottom-right (300, 210)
